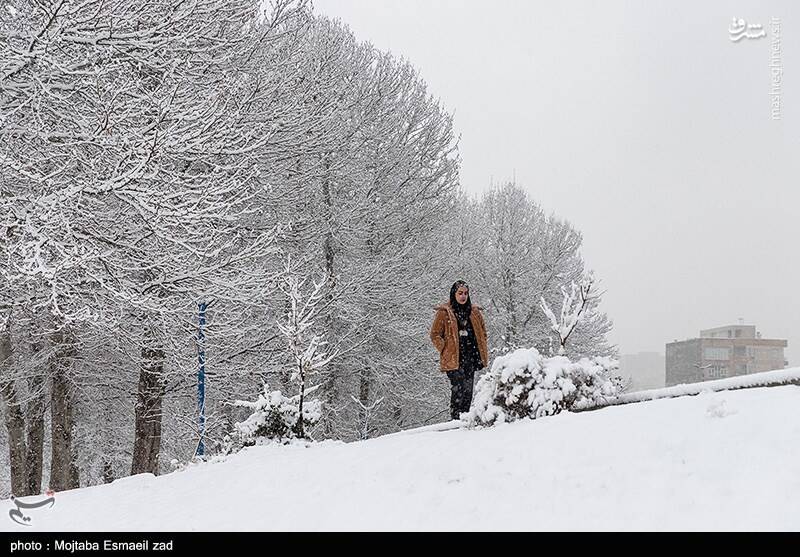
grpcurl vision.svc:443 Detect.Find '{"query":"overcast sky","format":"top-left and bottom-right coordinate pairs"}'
top-left (315, 0), bottom-right (800, 364)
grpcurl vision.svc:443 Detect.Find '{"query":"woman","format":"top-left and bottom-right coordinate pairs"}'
top-left (429, 280), bottom-right (489, 420)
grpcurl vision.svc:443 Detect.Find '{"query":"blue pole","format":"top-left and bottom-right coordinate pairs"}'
top-left (196, 301), bottom-right (207, 458)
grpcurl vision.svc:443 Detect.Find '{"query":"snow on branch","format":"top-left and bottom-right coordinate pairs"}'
top-left (539, 272), bottom-right (599, 355)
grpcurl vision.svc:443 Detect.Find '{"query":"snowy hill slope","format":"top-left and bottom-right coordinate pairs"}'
top-left (3, 385), bottom-right (800, 531)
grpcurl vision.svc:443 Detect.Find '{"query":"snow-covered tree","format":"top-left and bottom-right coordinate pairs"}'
top-left (540, 273), bottom-right (599, 355)
top-left (274, 258), bottom-right (334, 439)
top-left (465, 348), bottom-right (622, 427)
top-left (263, 16), bottom-right (460, 439)
top-left (230, 385), bottom-right (322, 447)
top-left (350, 395), bottom-right (384, 441)
top-left (1, 0), bottom-right (312, 485)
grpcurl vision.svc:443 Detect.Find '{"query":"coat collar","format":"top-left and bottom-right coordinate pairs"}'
top-left (435, 302), bottom-right (482, 314)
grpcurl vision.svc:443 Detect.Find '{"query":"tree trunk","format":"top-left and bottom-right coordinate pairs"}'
top-left (321, 158), bottom-right (336, 292)
top-left (69, 443), bottom-right (80, 488)
top-left (392, 402), bottom-right (403, 429)
top-left (321, 159), bottom-right (339, 437)
top-left (49, 327), bottom-right (78, 492)
top-left (293, 363), bottom-right (306, 439)
top-left (131, 346), bottom-right (165, 476)
top-left (102, 460), bottom-right (116, 484)
top-left (358, 368), bottom-right (371, 439)
top-left (1, 329), bottom-right (28, 496)
top-left (24, 373), bottom-right (46, 495)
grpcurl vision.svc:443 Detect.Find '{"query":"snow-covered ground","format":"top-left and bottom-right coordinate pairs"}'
top-left (3, 385), bottom-right (799, 531)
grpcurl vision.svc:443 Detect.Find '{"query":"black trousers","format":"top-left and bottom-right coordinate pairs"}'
top-left (447, 368), bottom-right (475, 420)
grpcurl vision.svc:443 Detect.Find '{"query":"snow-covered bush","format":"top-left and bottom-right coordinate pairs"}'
top-left (225, 386), bottom-right (322, 451)
top-left (465, 348), bottom-right (622, 427)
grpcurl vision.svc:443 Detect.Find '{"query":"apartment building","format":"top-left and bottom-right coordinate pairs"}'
top-left (665, 325), bottom-right (788, 387)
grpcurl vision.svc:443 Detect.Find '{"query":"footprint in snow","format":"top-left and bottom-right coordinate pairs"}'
top-left (706, 399), bottom-right (737, 419)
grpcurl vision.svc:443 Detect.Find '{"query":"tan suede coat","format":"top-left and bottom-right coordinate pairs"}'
top-left (429, 303), bottom-right (489, 373)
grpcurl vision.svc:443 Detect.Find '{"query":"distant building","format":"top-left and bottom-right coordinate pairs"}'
top-left (665, 325), bottom-right (788, 387)
top-left (619, 352), bottom-right (665, 392)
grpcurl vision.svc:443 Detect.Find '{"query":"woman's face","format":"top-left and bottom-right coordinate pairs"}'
top-left (455, 286), bottom-right (469, 305)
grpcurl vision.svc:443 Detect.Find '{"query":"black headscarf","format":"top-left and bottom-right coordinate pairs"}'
top-left (449, 280), bottom-right (472, 322)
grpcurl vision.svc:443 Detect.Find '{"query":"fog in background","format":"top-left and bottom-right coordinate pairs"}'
top-left (316, 0), bottom-right (800, 365)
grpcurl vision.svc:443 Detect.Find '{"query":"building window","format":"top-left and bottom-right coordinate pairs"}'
top-left (734, 346), bottom-right (747, 358)
top-left (755, 348), bottom-right (783, 360)
top-left (735, 329), bottom-right (742, 338)
top-left (709, 365), bottom-right (727, 379)
top-left (704, 347), bottom-right (730, 361)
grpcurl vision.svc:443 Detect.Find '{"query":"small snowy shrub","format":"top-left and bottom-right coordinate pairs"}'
top-left (465, 348), bottom-right (621, 427)
top-left (225, 385), bottom-right (321, 451)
